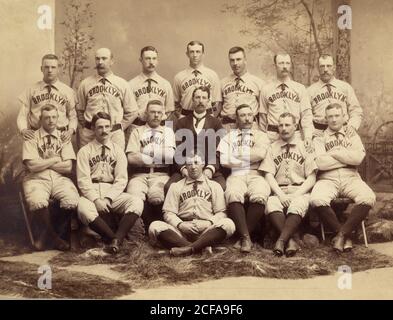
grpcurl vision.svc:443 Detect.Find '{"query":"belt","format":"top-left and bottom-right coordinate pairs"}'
top-left (221, 116), bottom-right (236, 125)
top-left (267, 124), bottom-right (299, 133)
top-left (279, 183), bottom-right (302, 187)
top-left (84, 122), bottom-right (122, 131)
top-left (133, 118), bottom-right (146, 126)
top-left (92, 179), bottom-right (111, 184)
top-left (132, 167), bottom-right (170, 174)
top-left (181, 108), bottom-right (214, 116)
top-left (313, 121), bottom-right (328, 130)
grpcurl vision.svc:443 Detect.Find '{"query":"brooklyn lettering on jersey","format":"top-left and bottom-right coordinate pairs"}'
top-left (223, 84), bottom-right (254, 96)
top-left (88, 85), bottom-right (120, 98)
top-left (325, 138), bottom-right (351, 151)
top-left (179, 189), bottom-right (212, 203)
top-left (181, 78), bottom-right (212, 91)
top-left (268, 91), bottom-right (300, 104)
top-left (134, 86), bottom-right (166, 98)
top-left (274, 151), bottom-right (305, 166)
top-left (313, 91), bottom-right (347, 105)
top-left (32, 92), bottom-right (68, 106)
top-left (89, 154), bottom-right (117, 168)
top-left (231, 138), bottom-right (255, 150)
top-left (140, 135), bottom-right (165, 148)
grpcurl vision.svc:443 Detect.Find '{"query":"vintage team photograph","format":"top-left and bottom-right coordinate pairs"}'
top-left (0, 0), bottom-right (393, 302)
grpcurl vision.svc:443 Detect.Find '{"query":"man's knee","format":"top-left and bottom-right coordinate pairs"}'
top-left (214, 218), bottom-right (236, 238)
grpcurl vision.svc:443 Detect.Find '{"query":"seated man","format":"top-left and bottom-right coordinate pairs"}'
top-left (149, 152), bottom-right (235, 257)
top-left (22, 104), bottom-right (79, 251)
top-left (310, 103), bottom-right (376, 253)
top-left (126, 100), bottom-right (176, 228)
top-left (260, 112), bottom-right (317, 257)
top-left (77, 112), bottom-right (141, 254)
top-left (218, 104), bottom-right (271, 253)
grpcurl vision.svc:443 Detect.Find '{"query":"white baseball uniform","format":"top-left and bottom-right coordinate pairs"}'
top-left (17, 80), bottom-right (77, 133)
top-left (22, 128), bottom-right (79, 211)
top-left (307, 77), bottom-right (363, 136)
top-left (173, 65), bottom-right (221, 112)
top-left (148, 175), bottom-right (235, 244)
top-left (218, 128), bottom-right (271, 204)
top-left (259, 137), bottom-right (317, 217)
top-left (76, 139), bottom-right (138, 226)
top-left (310, 127), bottom-right (375, 207)
top-left (76, 73), bottom-right (138, 149)
top-left (259, 79), bottom-right (313, 142)
top-left (126, 124), bottom-right (176, 215)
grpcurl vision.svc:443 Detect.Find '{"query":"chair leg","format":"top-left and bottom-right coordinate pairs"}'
top-left (361, 220), bottom-right (368, 248)
top-left (320, 222), bottom-right (325, 242)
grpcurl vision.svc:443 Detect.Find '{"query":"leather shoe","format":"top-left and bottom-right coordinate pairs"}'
top-left (53, 237), bottom-right (70, 251)
top-left (107, 238), bottom-right (121, 254)
top-left (332, 232), bottom-right (345, 253)
top-left (285, 238), bottom-right (299, 257)
top-left (240, 236), bottom-right (252, 253)
top-left (170, 246), bottom-right (193, 257)
top-left (273, 239), bottom-right (285, 257)
top-left (343, 238), bottom-right (353, 252)
top-left (233, 239), bottom-right (241, 249)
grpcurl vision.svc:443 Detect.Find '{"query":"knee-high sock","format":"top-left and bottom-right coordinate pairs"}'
top-left (89, 216), bottom-right (116, 241)
top-left (115, 212), bottom-right (139, 242)
top-left (279, 214), bottom-right (302, 242)
top-left (269, 211), bottom-right (286, 234)
top-left (246, 203), bottom-right (265, 236)
top-left (228, 202), bottom-right (249, 238)
top-left (340, 204), bottom-right (371, 236)
top-left (157, 229), bottom-right (191, 249)
top-left (316, 205), bottom-right (341, 233)
top-left (191, 227), bottom-right (226, 252)
top-left (33, 207), bottom-right (59, 240)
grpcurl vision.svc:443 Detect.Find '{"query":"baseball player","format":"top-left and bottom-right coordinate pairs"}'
top-left (128, 46), bottom-right (175, 128)
top-left (17, 54), bottom-right (77, 143)
top-left (77, 112), bottom-right (141, 254)
top-left (307, 54), bottom-right (363, 137)
top-left (126, 100), bottom-right (176, 228)
top-left (22, 104), bottom-right (79, 251)
top-left (218, 104), bottom-right (271, 253)
top-left (164, 86), bottom-right (226, 194)
top-left (259, 112), bottom-right (317, 257)
top-left (76, 48), bottom-right (138, 149)
top-left (148, 152), bottom-right (235, 257)
top-left (173, 41), bottom-right (221, 117)
top-left (220, 47), bottom-right (264, 130)
top-left (310, 103), bottom-right (375, 253)
top-left (259, 53), bottom-right (313, 149)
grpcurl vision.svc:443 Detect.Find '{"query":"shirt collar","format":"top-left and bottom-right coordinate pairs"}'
top-left (193, 111), bottom-right (207, 119)
top-left (140, 72), bottom-right (160, 83)
top-left (277, 136), bottom-right (300, 148)
top-left (39, 127), bottom-right (60, 139)
top-left (236, 128), bottom-right (254, 137)
top-left (92, 139), bottom-right (113, 151)
top-left (232, 71), bottom-right (249, 81)
top-left (40, 80), bottom-right (60, 91)
top-left (144, 124), bottom-right (164, 133)
top-left (326, 126), bottom-right (346, 137)
top-left (96, 72), bottom-right (115, 84)
top-left (318, 77), bottom-right (337, 88)
top-left (185, 175), bottom-right (205, 185)
top-left (187, 65), bottom-right (205, 73)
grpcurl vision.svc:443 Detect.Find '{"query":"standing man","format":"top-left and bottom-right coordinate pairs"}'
top-left (129, 46), bottom-right (175, 127)
top-left (22, 104), bottom-right (79, 251)
top-left (259, 112), bottom-right (317, 257)
top-left (148, 152), bottom-right (235, 257)
top-left (218, 104), bottom-right (271, 253)
top-left (310, 104), bottom-right (375, 253)
top-left (173, 41), bottom-right (221, 117)
top-left (220, 47), bottom-right (264, 130)
top-left (259, 53), bottom-right (313, 148)
top-left (126, 100), bottom-right (176, 228)
top-left (77, 112), bottom-right (141, 254)
top-left (307, 54), bottom-right (363, 137)
top-left (18, 54), bottom-right (77, 142)
top-left (165, 86), bottom-right (226, 194)
top-left (77, 48), bottom-right (138, 149)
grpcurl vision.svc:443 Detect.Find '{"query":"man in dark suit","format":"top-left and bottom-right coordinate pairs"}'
top-left (164, 86), bottom-right (226, 194)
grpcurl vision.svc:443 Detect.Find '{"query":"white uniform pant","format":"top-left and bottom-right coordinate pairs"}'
top-left (266, 186), bottom-right (310, 218)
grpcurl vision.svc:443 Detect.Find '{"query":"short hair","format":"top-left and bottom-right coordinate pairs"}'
top-left (279, 112), bottom-right (297, 124)
top-left (140, 46), bottom-right (158, 57)
top-left (91, 112), bottom-right (111, 127)
top-left (146, 100), bottom-right (164, 110)
top-left (319, 54), bottom-right (335, 63)
top-left (40, 104), bottom-right (58, 117)
top-left (187, 41), bottom-right (205, 53)
top-left (41, 54), bottom-right (58, 64)
top-left (192, 86), bottom-right (210, 99)
top-left (235, 104), bottom-right (252, 117)
top-left (273, 53), bottom-right (291, 64)
top-left (228, 46), bottom-right (245, 56)
top-left (325, 103), bottom-right (343, 113)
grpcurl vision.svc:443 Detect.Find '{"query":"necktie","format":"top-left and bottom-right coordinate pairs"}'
top-left (101, 145), bottom-right (106, 157)
top-left (192, 70), bottom-right (200, 77)
top-left (279, 83), bottom-right (287, 92)
top-left (146, 78), bottom-right (157, 93)
top-left (100, 78), bottom-right (107, 85)
top-left (235, 77), bottom-right (242, 87)
top-left (284, 143), bottom-right (291, 153)
top-left (334, 132), bottom-right (340, 140)
top-left (193, 114), bottom-right (206, 128)
top-left (47, 135), bottom-right (52, 146)
top-left (325, 83), bottom-right (332, 94)
top-left (46, 84), bottom-right (52, 94)
top-left (193, 180), bottom-right (202, 192)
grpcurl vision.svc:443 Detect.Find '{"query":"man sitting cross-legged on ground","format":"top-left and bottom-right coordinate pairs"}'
top-left (259, 112), bottom-right (317, 257)
top-left (22, 104), bottom-right (79, 251)
top-left (148, 152), bottom-right (235, 257)
top-left (77, 112), bottom-right (141, 254)
top-left (310, 103), bottom-right (376, 253)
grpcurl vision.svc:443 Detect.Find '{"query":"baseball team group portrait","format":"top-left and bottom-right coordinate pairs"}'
top-left (1, 0), bottom-right (393, 300)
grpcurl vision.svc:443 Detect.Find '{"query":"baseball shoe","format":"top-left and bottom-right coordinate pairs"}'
top-left (273, 239), bottom-right (285, 257)
top-left (53, 237), bottom-right (70, 251)
top-left (105, 238), bottom-right (121, 255)
top-left (240, 236), bottom-right (252, 253)
top-left (233, 239), bottom-right (242, 249)
top-left (332, 232), bottom-right (345, 253)
top-left (170, 246), bottom-right (193, 257)
top-left (285, 238), bottom-right (299, 257)
top-left (343, 238), bottom-right (353, 252)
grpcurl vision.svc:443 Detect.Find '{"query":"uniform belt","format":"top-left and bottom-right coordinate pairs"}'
top-left (313, 121), bottom-right (328, 130)
top-left (133, 118), bottom-right (146, 126)
top-left (181, 108), bottom-right (214, 116)
top-left (92, 179), bottom-right (111, 184)
top-left (267, 124), bottom-right (299, 133)
top-left (132, 166), bottom-right (169, 174)
top-left (279, 183), bottom-right (302, 187)
top-left (84, 122), bottom-right (122, 131)
top-left (221, 116), bottom-right (236, 125)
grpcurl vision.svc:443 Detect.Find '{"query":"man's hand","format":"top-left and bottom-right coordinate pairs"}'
top-left (278, 193), bottom-right (292, 208)
top-left (345, 125), bottom-right (357, 138)
top-left (94, 198), bottom-right (111, 215)
top-left (61, 129), bottom-right (74, 144)
top-left (203, 168), bottom-right (213, 179)
top-left (21, 129), bottom-right (35, 140)
top-left (178, 221), bottom-right (199, 237)
top-left (304, 138), bottom-right (314, 153)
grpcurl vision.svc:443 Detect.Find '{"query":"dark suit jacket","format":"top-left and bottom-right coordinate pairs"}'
top-left (173, 113), bottom-right (223, 173)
